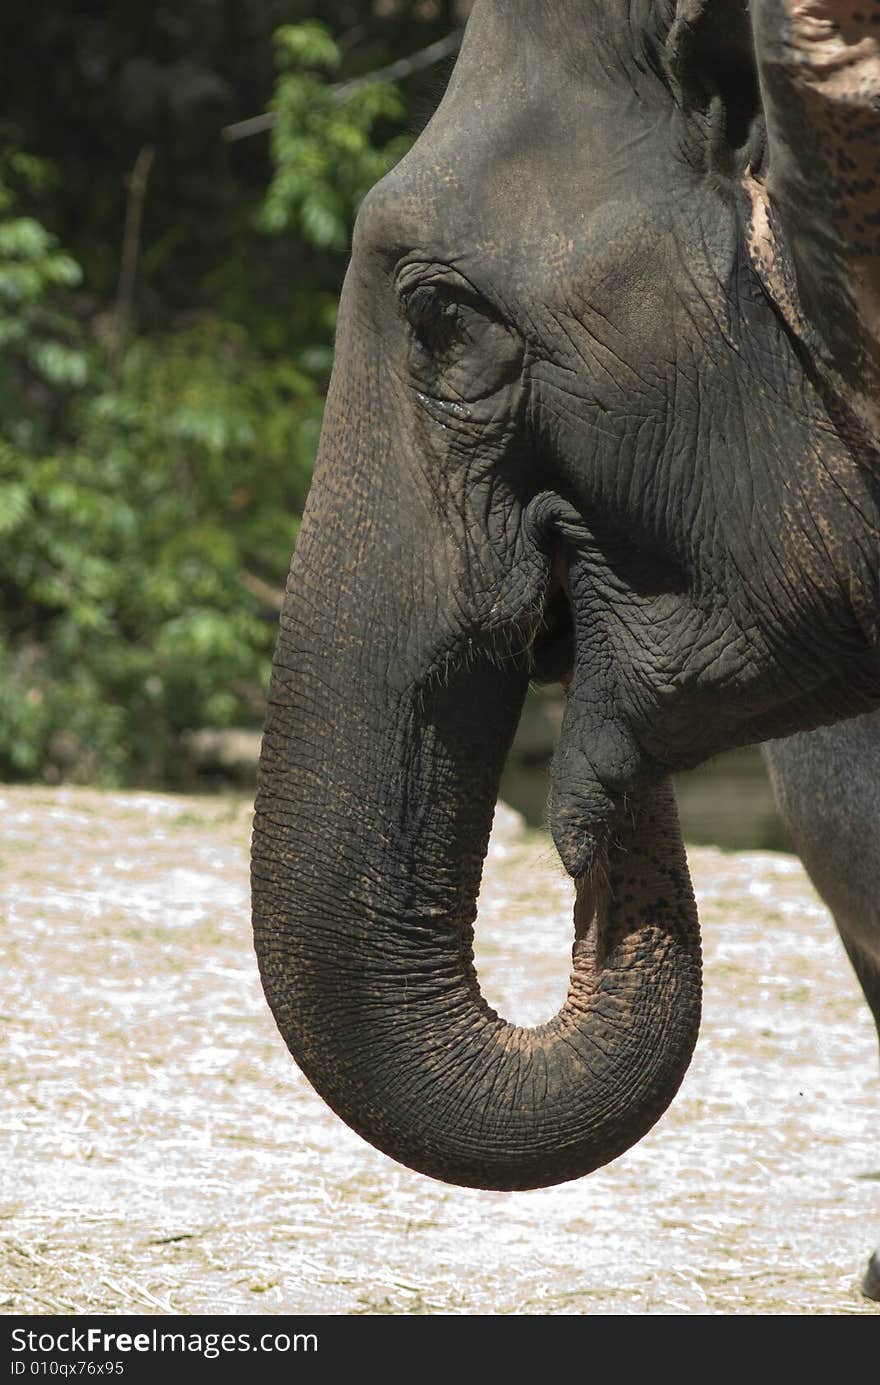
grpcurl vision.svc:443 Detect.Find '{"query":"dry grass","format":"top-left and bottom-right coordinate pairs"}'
top-left (1, 786), bottom-right (877, 1315)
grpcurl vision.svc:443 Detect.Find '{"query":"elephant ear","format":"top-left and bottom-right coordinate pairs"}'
top-left (745, 1), bottom-right (880, 430)
top-left (667, 0), bottom-right (764, 172)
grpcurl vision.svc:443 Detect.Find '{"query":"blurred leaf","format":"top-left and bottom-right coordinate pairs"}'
top-left (259, 25), bottom-right (410, 249)
top-left (0, 481), bottom-right (30, 534)
top-left (274, 23), bottom-right (341, 71)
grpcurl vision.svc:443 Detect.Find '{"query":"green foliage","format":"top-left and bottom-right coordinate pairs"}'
top-left (261, 23), bottom-right (409, 250)
top-left (0, 3), bottom-right (453, 785)
top-left (0, 152), bottom-right (88, 452)
top-left (1, 309), bottom-right (322, 782)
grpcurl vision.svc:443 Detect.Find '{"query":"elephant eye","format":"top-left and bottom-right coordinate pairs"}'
top-left (396, 268), bottom-right (524, 405)
top-left (402, 284), bottom-right (466, 357)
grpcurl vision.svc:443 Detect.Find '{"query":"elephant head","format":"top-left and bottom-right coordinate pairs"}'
top-left (251, 0), bottom-right (880, 1189)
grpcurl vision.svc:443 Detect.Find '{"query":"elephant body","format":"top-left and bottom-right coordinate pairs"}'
top-left (252, 0), bottom-right (880, 1298)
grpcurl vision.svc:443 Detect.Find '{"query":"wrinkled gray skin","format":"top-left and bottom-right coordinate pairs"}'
top-left (763, 714), bottom-right (880, 1299)
top-left (252, 0), bottom-right (880, 1296)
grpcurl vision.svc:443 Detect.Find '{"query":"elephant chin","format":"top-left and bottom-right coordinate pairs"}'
top-left (253, 591), bottom-right (703, 1190)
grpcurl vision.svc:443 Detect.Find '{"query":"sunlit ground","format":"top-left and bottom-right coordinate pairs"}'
top-left (1, 787), bottom-right (877, 1315)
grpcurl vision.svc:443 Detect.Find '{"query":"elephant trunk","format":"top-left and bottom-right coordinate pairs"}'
top-left (252, 552), bottom-right (701, 1190)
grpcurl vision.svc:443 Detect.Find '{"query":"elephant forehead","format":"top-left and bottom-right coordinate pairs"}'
top-left (463, 0), bottom-right (675, 88)
top-left (357, 63), bottom-right (687, 310)
top-left (359, 152), bottom-right (702, 341)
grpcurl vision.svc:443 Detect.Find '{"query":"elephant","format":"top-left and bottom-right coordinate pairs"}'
top-left (251, 0), bottom-right (880, 1295)
top-left (762, 714), bottom-right (880, 1299)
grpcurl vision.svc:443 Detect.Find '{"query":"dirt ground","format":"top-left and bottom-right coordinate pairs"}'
top-left (1, 785), bottom-right (877, 1316)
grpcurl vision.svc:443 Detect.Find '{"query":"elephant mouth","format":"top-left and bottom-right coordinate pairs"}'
top-left (530, 562), bottom-right (575, 685)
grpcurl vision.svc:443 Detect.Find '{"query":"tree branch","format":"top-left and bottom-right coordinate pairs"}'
top-left (240, 570), bottom-right (284, 612)
top-left (109, 143), bottom-right (155, 375)
top-left (222, 30), bottom-right (463, 143)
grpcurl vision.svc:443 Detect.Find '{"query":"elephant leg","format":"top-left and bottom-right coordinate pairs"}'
top-left (837, 929), bottom-right (880, 1061)
top-left (762, 717), bottom-right (880, 1301)
top-left (836, 928), bottom-right (880, 1300)
top-left (864, 1252), bottom-right (880, 1302)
